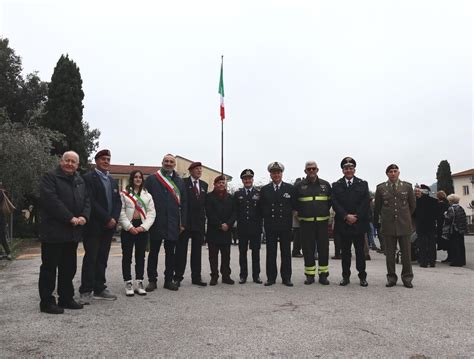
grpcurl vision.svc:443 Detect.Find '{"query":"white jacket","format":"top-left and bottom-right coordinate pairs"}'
top-left (119, 188), bottom-right (156, 231)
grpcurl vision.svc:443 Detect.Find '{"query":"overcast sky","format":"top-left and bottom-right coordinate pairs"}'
top-left (2, 0), bottom-right (473, 190)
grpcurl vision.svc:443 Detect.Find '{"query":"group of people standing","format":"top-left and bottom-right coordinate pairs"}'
top-left (36, 149), bottom-right (468, 315)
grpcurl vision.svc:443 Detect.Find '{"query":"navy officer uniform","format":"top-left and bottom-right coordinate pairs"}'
top-left (234, 169), bottom-right (263, 284)
top-left (258, 162), bottom-right (296, 286)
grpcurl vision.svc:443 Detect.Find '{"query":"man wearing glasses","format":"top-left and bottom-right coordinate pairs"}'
top-left (294, 161), bottom-right (332, 285)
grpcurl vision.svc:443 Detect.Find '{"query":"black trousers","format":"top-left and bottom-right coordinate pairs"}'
top-left (121, 229), bottom-right (148, 281)
top-left (292, 227), bottom-right (302, 255)
top-left (208, 242), bottom-right (231, 279)
top-left (417, 231), bottom-right (437, 266)
top-left (238, 235), bottom-right (261, 280)
top-left (175, 230), bottom-right (205, 282)
top-left (301, 221), bottom-right (329, 276)
top-left (0, 228), bottom-right (11, 254)
top-left (449, 232), bottom-right (466, 266)
top-left (147, 238), bottom-right (176, 283)
top-left (79, 232), bottom-right (112, 294)
top-left (340, 232), bottom-right (366, 279)
top-left (265, 228), bottom-right (292, 282)
top-left (333, 231), bottom-right (342, 257)
top-left (39, 241), bottom-right (78, 306)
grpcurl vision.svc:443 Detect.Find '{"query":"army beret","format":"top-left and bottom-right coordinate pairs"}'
top-left (341, 157), bottom-right (356, 169)
top-left (385, 164), bottom-right (399, 173)
top-left (214, 175), bottom-right (226, 184)
top-left (267, 162), bottom-right (284, 172)
top-left (95, 149), bottom-right (111, 160)
top-left (188, 162), bottom-right (202, 171)
top-left (240, 169), bottom-right (254, 179)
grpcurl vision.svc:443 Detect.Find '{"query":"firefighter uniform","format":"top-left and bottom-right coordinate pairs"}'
top-left (295, 176), bottom-right (332, 284)
top-left (234, 169), bottom-right (263, 283)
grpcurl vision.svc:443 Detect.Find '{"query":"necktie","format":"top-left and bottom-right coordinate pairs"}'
top-left (193, 180), bottom-right (199, 198)
top-left (247, 189), bottom-right (251, 196)
top-left (275, 184), bottom-right (279, 192)
top-left (347, 181), bottom-right (352, 188)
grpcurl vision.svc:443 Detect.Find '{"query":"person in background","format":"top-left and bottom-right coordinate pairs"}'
top-left (205, 175), bottom-right (236, 285)
top-left (119, 170), bottom-right (156, 296)
top-left (38, 151), bottom-right (90, 314)
top-left (0, 188), bottom-right (13, 260)
top-left (436, 190), bottom-right (450, 262)
top-left (414, 184), bottom-right (438, 267)
top-left (444, 194), bottom-right (467, 267)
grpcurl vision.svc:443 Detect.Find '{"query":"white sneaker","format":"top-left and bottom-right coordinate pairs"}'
top-left (125, 281), bottom-right (134, 296)
top-left (136, 280), bottom-right (147, 296)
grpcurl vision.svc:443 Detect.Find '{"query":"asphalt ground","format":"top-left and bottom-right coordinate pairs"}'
top-left (0, 237), bottom-right (473, 358)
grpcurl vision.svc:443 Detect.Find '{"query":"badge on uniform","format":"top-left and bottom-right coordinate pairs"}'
top-left (320, 185), bottom-right (327, 191)
top-left (301, 185), bottom-right (308, 190)
top-left (283, 193), bottom-right (291, 198)
top-left (252, 194), bottom-right (259, 200)
top-left (238, 196), bottom-right (244, 200)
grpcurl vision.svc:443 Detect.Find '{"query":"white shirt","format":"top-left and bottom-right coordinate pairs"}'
top-left (191, 177), bottom-right (200, 192)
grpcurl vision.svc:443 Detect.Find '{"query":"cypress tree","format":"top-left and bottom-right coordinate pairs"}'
top-left (436, 160), bottom-right (454, 195)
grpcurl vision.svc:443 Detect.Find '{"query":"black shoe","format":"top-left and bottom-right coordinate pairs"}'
top-left (331, 255), bottom-right (341, 260)
top-left (192, 280), bottom-right (207, 287)
top-left (403, 282), bottom-right (413, 288)
top-left (319, 275), bottom-right (330, 285)
top-left (282, 280), bottom-right (294, 287)
top-left (419, 264), bottom-right (428, 268)
top-left (264, 280), bottom-right (275, 286)
top-left (365, 255), bottom-right (371, 260)
top-left (239, 277), bottom-right (247, 284)
top-left (146, 281), bottom-right (157, 292)
top-left (40, 303), bottom-right (64, 314)
top-left (359, 279), bottom-right (368, 287)
top-left (292, 252), bottom-right (303, 258)
top-left (385, 282), bottom-right (396, 287)
top-left (58, 299), bottom-right (83, 309)
top-left (209, 277), bottom-right (218, 286)
top-left (304, 276), bottom-right (315, 285)
top-left (429, 263), bottom-right (436, 268)
top-left (163, 282), bottom-right (179, 291)
top-left (222, 277), bottom-right (235, 285)
top-left (253, 277), bottom-right (263, 284)
top-left (339, 278), bottom-right (350, 286)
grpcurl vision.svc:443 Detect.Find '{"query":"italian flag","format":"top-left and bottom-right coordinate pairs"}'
top-left (219, 57), bottom-right (225, 121)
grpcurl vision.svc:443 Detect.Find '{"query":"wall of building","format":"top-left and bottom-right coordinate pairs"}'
top-left (453, 176), bottom-right (474, 224)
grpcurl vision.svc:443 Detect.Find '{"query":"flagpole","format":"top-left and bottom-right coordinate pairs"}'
top-left (220, 55), bottom-right (224, 175)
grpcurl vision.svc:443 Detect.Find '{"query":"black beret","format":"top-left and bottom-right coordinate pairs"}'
top-left (95, 149), bottom-right (111, 160)
top-left (240, 169), bottom-right (254, 179)
top-left (385, 164), bottom-right (399, 173)
top-left (341, 157), bottom-right (356, 169)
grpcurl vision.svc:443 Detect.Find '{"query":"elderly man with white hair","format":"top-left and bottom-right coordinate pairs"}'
top-left (294, 161), bottom-right (332, 285)
top-left (38, 151), bottom-right (90, 314)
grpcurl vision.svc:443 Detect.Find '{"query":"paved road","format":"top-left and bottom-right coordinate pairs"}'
top-left (0, 237), bottom-right (473, 358)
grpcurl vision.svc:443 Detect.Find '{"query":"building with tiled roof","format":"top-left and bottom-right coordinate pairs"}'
top-left (451, 168), bottom-right (474, 225)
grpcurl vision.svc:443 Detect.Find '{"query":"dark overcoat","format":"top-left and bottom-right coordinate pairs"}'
top-left (205, 191), bottom-right (236, 244)
top-left (183, 177), bottom-right (207, 233)
top-left (259, 182), bottom-right (296, 232)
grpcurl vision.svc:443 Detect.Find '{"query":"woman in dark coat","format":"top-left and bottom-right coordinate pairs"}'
top-left (205, 175), bottom-right (236, 285)
top-left (444, 194), bottom-right (467, 267)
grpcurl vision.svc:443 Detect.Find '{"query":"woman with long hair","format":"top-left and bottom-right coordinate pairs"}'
top-left (119, 170), bottom-right (156, 296)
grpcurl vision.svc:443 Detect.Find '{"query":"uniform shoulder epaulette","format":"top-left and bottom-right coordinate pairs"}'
top-left (376, 182), bottom-right (386, 188)
top-left (319, 178), bottom-right (330, 186)
top-left (401, 181), bottom-right (412, 187)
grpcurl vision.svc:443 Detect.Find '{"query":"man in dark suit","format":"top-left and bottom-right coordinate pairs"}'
top-left (174, 161), bottom-right (208, 287)
top-left (331, 157), bottom-right (370, 287)
top-left (234, 169), bottom-right (263, 284)
top-left (145, 154), bottom-right (187, 291)
top-left (79, 149), bottom-right (122, 304)
top-left (259, 162), bottom-right (296, 287)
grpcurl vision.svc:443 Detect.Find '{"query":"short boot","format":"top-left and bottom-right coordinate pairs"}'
top-left (125, 281), bottom-right (134, 296)
top-left (304, 275), bottom-right (315, 285)
top-left (146, 281), bottom-right (157, 292)
top-left (318, 273), bottom-right (330, 285)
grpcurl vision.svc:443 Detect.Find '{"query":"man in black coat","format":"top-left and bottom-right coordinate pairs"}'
top-left (206, 175), bottom-right (236, 285)
top-left (234, 169), bottom-right (263, 284)
top-left (259, 162), bottom-right (296, 287)
top-left (331, 157), bottom-right (370, 287)
top-left (39, 151), bottom-right (90, 314)
top-left (414, 184), bottom-right (438, 267)
top-left (174, 161), bottom-right (208, 286)
top-left (145, 154), bottom-right (187, 291)
top-left (79, 149), bottom-right (121, 303)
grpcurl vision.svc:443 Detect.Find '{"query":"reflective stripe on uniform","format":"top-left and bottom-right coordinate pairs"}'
top-left (298, 216), bottom-right (330, 222)
top-left (304, 265), bottom-right (316, 275)
top-left (318, 265), bottom-right (329, 274)
top-left (297, 195), bottom-right (330, 202)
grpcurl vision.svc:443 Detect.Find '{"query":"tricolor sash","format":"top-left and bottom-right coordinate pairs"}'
top-left (122, 190), bottom-right (147, 219)
top-left (155, 170), bottom-right (181, 206)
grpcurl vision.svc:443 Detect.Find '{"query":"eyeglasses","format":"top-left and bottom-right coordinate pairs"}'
top-left (306, 167), bottom-right (317, 171)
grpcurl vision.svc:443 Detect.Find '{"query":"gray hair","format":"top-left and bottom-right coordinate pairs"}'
top-left (61, 151), bottom-right (80, 162)
top-left (305, 160), bottom-right (318, 169)
top-left (447, 194), bottom-right (460, 204)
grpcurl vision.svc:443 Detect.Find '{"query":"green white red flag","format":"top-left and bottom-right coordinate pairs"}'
top-left (218, 58), bottom-right (225, 121)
